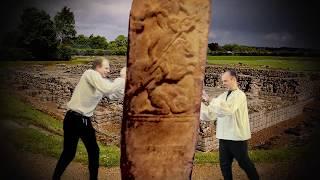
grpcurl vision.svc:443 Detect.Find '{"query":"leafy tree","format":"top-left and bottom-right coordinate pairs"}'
top-left (54, 6), bottom-right (76, 45)
top-left (88, 34), bottom-right (108, 49)
top-left (114, 35), bottom-right (128, 47)
top-left (107, 35), bottom-right (127, 55)
top-left (222, 44), bottom-right (240, 51)
top-left (72, 34), bottom-right (90, 49)
top-left (208, 42), bottom-right (219, 51)
top-left (19, 7), bottom-right (57, 59)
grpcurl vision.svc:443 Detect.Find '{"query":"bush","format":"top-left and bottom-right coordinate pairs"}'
top-left (108, 47), bottom-right (127, 56)
top-left (55, 45), bottom-right (73, 60)
top-left (69, 48), bottom-right (107, 56)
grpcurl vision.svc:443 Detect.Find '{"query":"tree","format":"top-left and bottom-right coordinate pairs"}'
top-left (114, 35), bottom-right (128, 47)
top-left (222, 44), bottom-right (240, 51)
top-left (19, 7), bottom-right (57, 59)
top-left (54, 6), bottom-right (76, 45)
top-left (107, 35), bottom-right (128, 55)
top-left (88, 34), bottom-right (109, 49)
top-left (72, 34), bottom-right (90, 49)
top-left (208, 42), bottom-right (219, 51)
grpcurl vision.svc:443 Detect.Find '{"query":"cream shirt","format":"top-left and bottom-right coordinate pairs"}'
top-left (67, 69), bottom-right (125, 117)
top-left (203, 88), bottom-right (251, 141)
top-left (107, 77), bottom-right (125, 100)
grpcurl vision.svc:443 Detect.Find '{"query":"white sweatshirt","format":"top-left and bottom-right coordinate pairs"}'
top-left (203, 88), bottom-right (251, 141)
top-left (67, 69), bottom-right (125, 117)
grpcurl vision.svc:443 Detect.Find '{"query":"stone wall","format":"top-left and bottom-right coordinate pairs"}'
top-left (204, 65), bottom-right (320, 100)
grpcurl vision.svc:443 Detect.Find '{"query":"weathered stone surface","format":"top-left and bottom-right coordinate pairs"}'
top-left (121, 0), bottom-right (211, 179)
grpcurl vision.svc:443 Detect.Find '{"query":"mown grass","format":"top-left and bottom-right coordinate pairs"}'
top-left (195, 147), bottom-right (303, 164)
top-left (1, 91), bottom-right (304, 167)
top-left (8, 127), bottom-right (120, 167)
top-left (0, 90), bottom-right (120, 167)
top-left (0, 56), bottom-right (96, 69)
top-left (0, 91), bottom-right (63, 135)
top-left (2, 55), bottom-right (319, 71)
top-left (207, 56), bottom-right (320, 71)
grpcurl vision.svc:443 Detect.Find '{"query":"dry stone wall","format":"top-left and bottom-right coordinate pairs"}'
top-left (204, 65), bottom-right (320, 100)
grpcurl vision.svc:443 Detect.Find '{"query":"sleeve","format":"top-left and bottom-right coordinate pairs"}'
top-left (200, 102), bottom-right (216, 121)
top-left (213, 92), bottom-right (246, 116)
top-left (85, 70), bottom-right (123, 95)
top-left (200, 99), bottom-right (217, 121)
top-left (208, 98), bottom-right (221, 119)
top-left (107, 78), bottom-right (125, 100)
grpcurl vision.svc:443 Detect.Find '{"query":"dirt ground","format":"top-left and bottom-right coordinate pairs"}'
top-left (2, 150), bottom-right (291, 180)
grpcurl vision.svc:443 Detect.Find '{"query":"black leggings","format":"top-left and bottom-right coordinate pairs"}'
top-left (53, 110), bottom-right (99, 180)
top-left (219, 139), bottom-right (259, 180)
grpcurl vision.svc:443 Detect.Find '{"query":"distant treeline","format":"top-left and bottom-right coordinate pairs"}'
top-left (207, 43), bottom-right (320, 57)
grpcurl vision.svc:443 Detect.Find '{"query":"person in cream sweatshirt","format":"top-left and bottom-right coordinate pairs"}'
top-left (53, 57), bottom-right (125, 180)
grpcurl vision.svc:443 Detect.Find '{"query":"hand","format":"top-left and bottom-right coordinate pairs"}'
top-left (202, 89), bottom-right (209, 101)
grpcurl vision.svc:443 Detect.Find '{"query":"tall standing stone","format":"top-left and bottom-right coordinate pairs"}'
top-left (121, 0), bottom-right (211, 179)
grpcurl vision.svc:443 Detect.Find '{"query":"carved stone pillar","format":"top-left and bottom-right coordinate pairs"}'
top-left (121, 0), bottom-right (211, 179)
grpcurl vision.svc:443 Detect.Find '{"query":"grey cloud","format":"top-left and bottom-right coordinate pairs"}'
top-left (2, 0), bottom-right (319, 48)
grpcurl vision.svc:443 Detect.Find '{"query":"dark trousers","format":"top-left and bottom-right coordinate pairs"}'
top-left (219, 139), bottom-right (259, 180)
top-left (53, 110), bottom-right (99, 180)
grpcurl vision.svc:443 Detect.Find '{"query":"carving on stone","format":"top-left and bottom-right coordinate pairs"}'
top-left (121, 0), bottom-right (211, 179)
top-left (126, 0), bottom-right (210, 116)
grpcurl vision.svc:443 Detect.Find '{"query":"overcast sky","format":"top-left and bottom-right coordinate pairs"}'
top-left (2, 0), bottom-right (320, 48)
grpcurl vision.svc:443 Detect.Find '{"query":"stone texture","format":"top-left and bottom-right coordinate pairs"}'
top-left (204, 65), bottom-right (320, 100)
top-left (120, 0), bottom-right (211, 179)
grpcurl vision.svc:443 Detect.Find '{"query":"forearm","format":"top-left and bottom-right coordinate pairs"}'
top-left (209, 98), bottom-right (233, 117)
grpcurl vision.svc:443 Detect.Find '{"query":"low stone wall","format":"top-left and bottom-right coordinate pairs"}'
top-left (197, 98), bottom-right (314, 152)
top-left (249, 98), bottom-right (314, 132)
top-left (204, 65), bottom-right (320, 100)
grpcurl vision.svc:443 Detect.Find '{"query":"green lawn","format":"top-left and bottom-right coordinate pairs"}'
top-left (8, 127), bottom-right (120, 167)
top-left (207, 56), bottom-right (320, 71)
top-left (0, 56), bottom-right (95, 68)
top-left (2, 55), bottom-right (319, 71)
top-left (0, 90), bottom-right (120, 167)
top-left (1, 91), bottom-right (304, 167)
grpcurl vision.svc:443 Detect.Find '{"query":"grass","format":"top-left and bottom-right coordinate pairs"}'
top-left (2, 55), bottom-right (319, 71)
top-left (207, 56), bottom-right (320, 71)
top-left (1, 91), bottom-right (305, 167)
top-left (0, 90), bottom-right (63, 135)
top-left (195, 147), bottom-right (303, 164)
top-left (0, 56), bottom-right (96, 69)
top-left (0, 90), bottom-right (120, 167)
top-left (8, 127), bottom-right (120, 167)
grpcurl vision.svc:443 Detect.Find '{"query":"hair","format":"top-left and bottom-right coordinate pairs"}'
top-left (91, 57), bottom-right (109, 69)
top-left (225, 69), bottom-right (238, 79)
